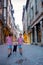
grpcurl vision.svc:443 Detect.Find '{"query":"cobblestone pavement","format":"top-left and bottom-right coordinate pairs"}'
top-left (0, 44), bottom-right (43, 65)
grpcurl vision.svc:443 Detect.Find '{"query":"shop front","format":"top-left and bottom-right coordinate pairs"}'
top-left (0, 20), bottom-right (4, 44)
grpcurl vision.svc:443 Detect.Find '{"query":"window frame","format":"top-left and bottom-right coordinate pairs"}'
top-left (35, 0), bottom-right (38, 15)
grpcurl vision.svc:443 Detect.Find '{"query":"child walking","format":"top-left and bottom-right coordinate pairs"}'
top-left (18, 33), bottom-right (23, 55)
top-left (6, 33), bottom-right (13, 57)
top-left (13, 35), bottom-right (17, 53)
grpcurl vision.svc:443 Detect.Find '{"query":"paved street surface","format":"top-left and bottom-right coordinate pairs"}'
top-left (0, 44), bottom-right (43, 65)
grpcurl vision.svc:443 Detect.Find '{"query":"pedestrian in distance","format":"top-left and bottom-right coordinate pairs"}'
top-left (6, 33), bottom-right (13, 57)
top-left (13, 35), bottom-right (17, 54)
top-left (18, 33), bottom-right (24, 56)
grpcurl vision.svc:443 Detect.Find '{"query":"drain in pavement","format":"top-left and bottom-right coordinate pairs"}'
top-left (15, 59), bottom-right (23, 64)
top-left (15, 58), bottom-right (29, 64)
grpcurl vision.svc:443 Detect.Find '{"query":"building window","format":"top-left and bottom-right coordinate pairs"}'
top-left (0, 0), bottom-right (1, 2)
top-left (0, 0), bottom-right (2, 8)
top-left (42, 0), bottom-right (43, 7)
top-left (4, 8), bottom-right (6, 17)
top-left (31, 6), bottom-right (34, 21)
top-left (9, 16), bottom-right (11, 25)
top-left (35, 0), bottom-right (38, 15)
top-left (29, 2), bottom-right (31, 22)
top-left (4, 0), bottom-right (7, 7)
top-left (3, 8), bottom-right (7, 24)
top-left (42, 19), bottom-right (43, 27)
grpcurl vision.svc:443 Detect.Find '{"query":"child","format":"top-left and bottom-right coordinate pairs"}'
top-left (6, 33), bottom-right (13, 57)
top-left (13, 35), bottom-right (17, 53)
top-left (18, 33), bottom-right (23, 55)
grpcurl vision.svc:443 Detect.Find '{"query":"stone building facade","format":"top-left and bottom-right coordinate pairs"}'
top-left (22, 0), bottom-right (43, 45)
top-left (0, 0), bottom-right (15, 44)
top-left (0, 0), bottom-right (8, 44)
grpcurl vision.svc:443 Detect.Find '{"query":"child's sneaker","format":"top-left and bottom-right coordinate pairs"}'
top-left (20, 53), bottom-right (22, 56)
top-left (8, 53), bottom-right (12, 57)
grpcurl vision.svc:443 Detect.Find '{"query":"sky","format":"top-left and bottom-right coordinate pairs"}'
top-left (11, 0), bottom-right (26, 31)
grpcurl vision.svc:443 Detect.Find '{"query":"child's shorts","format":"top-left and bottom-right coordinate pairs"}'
top-left (18, 45), bottom-right (22, 49)
top-left (8, 45), bottom-right (12, 49)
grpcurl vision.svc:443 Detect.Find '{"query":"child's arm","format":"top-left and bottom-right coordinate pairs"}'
top-left (22, 38), bottom-right (24, 44)
top-left (23, 40), bottom-right (25, 43)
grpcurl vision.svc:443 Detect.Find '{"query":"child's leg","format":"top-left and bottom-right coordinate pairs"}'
top-left (8, 45), bottom-right (11, 54)
top-left (13, 45), bottom-right (16, 52)
top-left (10, 45), bottom-right (12, 53)
top-left (18, 45), bottom-right (22, 55)
top-left (19, 47), bottom-right (22, 55)
top-left (10, 48), bottom-right (12, 53)
top-left (19, 48), bottom-right (22, 53)
top-left (13, 45), bottom-right (14, 52)
top-left (8, 45), bottom-right (12, 57)
top-left (15, 45), bottom-right (17, 52)
top-left (8, 48), bottom-right (11, 54)
top-left (8, 48), bottom-right (12, 57)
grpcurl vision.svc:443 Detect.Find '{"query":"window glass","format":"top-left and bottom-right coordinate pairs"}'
top-left (31, 6), bottom-right (34, 21)
top-left (0, 0), bottom-right (1, 2)
top-left (0, 0), bottom-right (2, 8)
top-left (4, 0), bottom-right (6, 7)
top-left (35, 0), bottom-right (38, 14)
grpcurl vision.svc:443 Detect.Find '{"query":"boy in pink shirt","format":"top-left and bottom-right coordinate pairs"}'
top-left (18, 33), bottom-right (24, 55)
top-left (6, 33), bottom-right (13, 57)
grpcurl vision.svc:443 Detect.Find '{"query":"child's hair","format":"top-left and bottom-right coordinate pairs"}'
top-left (19, 33), bottom-right (22, 35)
top-left (15, 35), bottom-right (17, 38)
top-left (9, 33), bottom-right (13, 36)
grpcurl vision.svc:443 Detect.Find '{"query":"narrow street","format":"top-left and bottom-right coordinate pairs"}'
top-left (0, 0), bottom-right (43, 65)
top-left (0, 44), bottom-right (43, 65)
